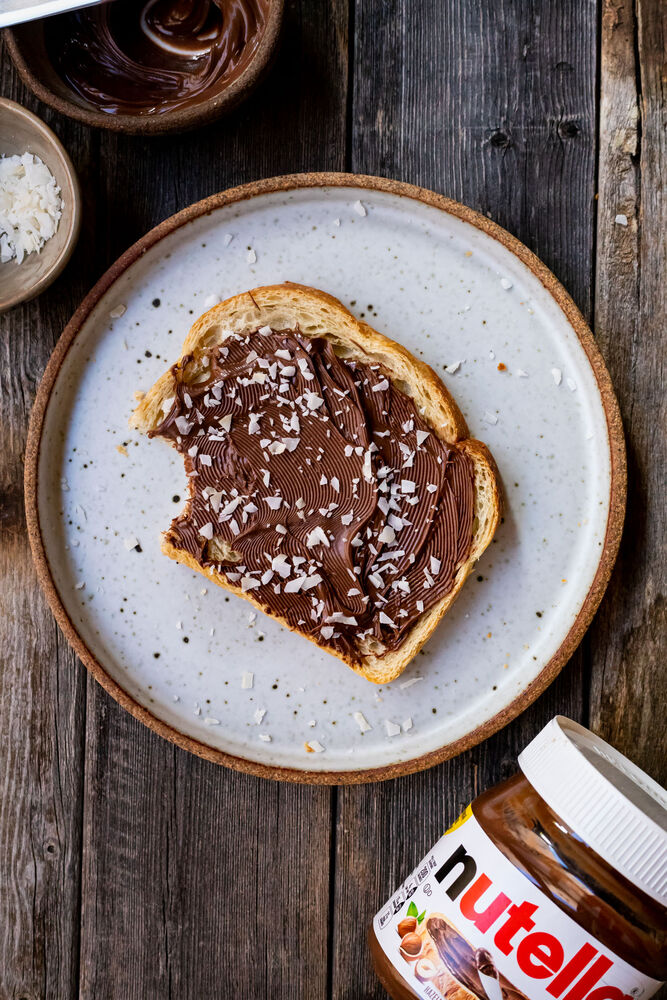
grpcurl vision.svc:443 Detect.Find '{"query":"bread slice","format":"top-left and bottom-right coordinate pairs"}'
top-left (130, 283), bottom-right (500, 684)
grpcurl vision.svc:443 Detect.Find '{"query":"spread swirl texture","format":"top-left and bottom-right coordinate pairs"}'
top-left (153, 328), bottom-right (475, 664)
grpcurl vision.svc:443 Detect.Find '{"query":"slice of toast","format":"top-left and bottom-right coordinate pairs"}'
top-left (130, 283), bottom-right (500, 684)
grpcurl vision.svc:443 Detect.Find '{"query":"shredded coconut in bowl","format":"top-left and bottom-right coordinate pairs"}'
top-left (0, 153), bottom-right (63, 265)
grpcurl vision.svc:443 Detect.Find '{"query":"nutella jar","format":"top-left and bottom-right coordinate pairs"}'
top-left (370, 717), bottom-right (667, 1000)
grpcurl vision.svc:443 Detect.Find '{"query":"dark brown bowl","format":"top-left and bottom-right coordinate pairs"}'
top-left (3, 2), bottom-right (284, 135)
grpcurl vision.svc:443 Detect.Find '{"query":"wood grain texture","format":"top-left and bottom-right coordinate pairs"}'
top-left (74, 2), bottom-right (348, 998)
top-left (349, 0), bottom-right (598, 316)
top-left (334, 1), bottom-right (598, 996)
top-left (1, 0), bottom-right (666, 996)
top-left (1, 1), bottom-right (347, 997)
top-left (0, 39), bottom-right (101, 1000)
top-left (79, 689), bottom-right (332, 998)
top-left (588, 0), bottom-right (667, 783)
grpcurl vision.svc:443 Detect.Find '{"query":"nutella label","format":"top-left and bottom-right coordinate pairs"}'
top-left (373, 807), bottom-right (662, 1000)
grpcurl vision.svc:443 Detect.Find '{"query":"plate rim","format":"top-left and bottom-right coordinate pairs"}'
top-left (24, 171), bottom-right (627, 784)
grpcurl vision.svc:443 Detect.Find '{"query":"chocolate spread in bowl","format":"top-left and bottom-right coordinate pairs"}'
top-left (153, 328), bottom-right (475, 665)
top-left (47, 0), bottom-right (269, 116)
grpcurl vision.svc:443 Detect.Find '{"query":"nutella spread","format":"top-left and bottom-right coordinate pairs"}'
top-left (370, 717), bottom-right (667, 1000)
top-left (47, 0), bottom-right (269, 116)
top-left (152, 328), bottom-right (475, 664)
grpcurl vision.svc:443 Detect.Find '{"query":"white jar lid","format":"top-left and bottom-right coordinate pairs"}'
top-left (518, 716), bottom-right (667, 906)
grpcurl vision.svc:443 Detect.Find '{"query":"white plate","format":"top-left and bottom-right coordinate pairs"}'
top-left (27, 175), bottom-right (624, 781)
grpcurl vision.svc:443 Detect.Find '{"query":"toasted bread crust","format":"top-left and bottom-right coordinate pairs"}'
top-left (131, 283), bottom-right (501, 683)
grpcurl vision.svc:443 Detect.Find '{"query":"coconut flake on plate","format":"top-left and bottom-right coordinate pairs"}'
top-left (399, 676), bottom-right (423, 689)
top-left (241, 671), bottom-right (254, 689)
top-left (353, 711), bottom-right (372, 733)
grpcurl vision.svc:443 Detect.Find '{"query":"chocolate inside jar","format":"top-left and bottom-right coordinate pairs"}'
top-left (426, 919), bottom-right (527, 1000)
top-left (47, 0), bottom-right (269, 116)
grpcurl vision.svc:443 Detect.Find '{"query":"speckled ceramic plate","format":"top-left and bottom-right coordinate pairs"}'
top-left (25, 174), bottom-right (625, 783)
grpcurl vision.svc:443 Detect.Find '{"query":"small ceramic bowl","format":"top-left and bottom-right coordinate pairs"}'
top-left (3, 2), bottom-right (284, 135)
top-left (0, 98), bottom-right (81, 312)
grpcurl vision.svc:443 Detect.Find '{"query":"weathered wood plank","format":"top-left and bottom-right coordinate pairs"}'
top-left (334, 1), bottom-right (598, 995)
top-left (589, 0), bottom-right (666, 784)
top-left (3, 2), bottom-right (666, 998)
top-left (75, 2), bottom-right (348, 998)
top-left (79, 698), bottom-right (333, 998)
top-left (349, 0), bottom-right (598, 316)
top-left (0, 37), bottom-right (101, 1000)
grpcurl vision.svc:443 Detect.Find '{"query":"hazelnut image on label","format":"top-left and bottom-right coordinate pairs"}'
top-left (396, 916), bottom-right (417, 938)
top-left (399, 932), bottom-right (423, 962)
top-left (415, 958), bottom-right (439, 982)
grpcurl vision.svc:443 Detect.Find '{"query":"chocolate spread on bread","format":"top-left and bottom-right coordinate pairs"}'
top-left (152, 328), bottom-right (475, 664)
top-left (48, 0), bottom-right (268, 116)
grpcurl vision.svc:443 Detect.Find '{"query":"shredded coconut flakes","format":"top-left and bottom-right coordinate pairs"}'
top-left (0, 153), bottom-right (62, 264)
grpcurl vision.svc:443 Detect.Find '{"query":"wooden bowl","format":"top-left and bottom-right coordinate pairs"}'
top-left (3, 3), bottom-right (285, 135)
top-left (0, 97), bottom-right (81, 312)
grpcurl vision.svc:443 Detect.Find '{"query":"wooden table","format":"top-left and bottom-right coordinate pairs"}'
top-left (1, 2), bottom-right (665, 997)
